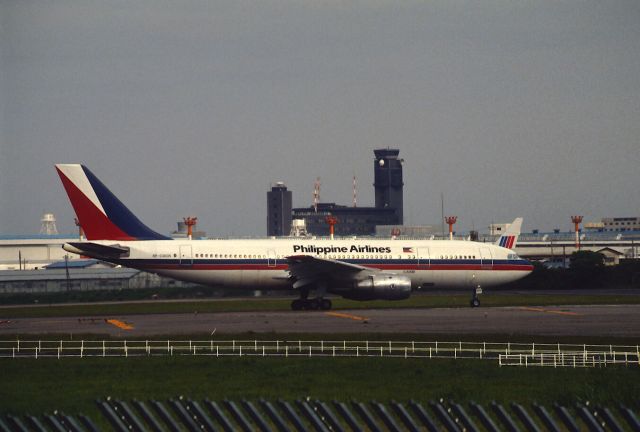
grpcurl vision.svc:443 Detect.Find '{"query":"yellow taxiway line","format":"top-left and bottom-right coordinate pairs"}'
top-left (519, 307), bottom-right (581, 316)
top-left (325, 312), bottom-right (369, 321)
top-left (106, 319), bottom-right (134, 330)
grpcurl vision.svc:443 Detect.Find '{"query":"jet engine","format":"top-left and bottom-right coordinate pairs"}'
top-left (341, 274), bottom-right (412, 301)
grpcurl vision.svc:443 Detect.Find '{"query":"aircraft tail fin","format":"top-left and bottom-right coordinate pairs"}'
top-left (495, 217), bottom-right (523, 249)
top-left (55, 164), bottom-right (171, 241)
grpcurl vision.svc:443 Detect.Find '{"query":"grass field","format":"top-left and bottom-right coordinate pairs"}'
top-left (1, 356), bottom-right (639, 422)
top-left (2, 292), bottom-right (640, 319)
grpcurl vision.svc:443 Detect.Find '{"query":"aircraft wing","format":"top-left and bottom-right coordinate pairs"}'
top-left (63, 242), bottom-right (129, 259)
top-left (286, 255), bottom-right (379, 289)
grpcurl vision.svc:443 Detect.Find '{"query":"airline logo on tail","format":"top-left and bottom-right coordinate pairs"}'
top-left (56, 164), bottom-right (170, 241)
top-left (498, 236), bottom-right (516, 249)
top-left (495, 217), bottom-right (523, 250)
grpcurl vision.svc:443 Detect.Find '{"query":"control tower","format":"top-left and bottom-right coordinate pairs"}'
top-left (373, 149), bottom-right (403, 224)
top-left (267, 182), bottom-right (292, 236)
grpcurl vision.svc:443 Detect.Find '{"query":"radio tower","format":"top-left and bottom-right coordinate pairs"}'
top-left (39, 212), bottom-right (58, 235)
top-left (313, 177), bottom-right (321, 212)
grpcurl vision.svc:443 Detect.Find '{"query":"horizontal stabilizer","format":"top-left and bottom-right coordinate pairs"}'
top-left (63, 242), bottom-right (129, 259)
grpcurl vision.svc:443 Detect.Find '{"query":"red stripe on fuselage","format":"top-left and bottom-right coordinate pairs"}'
top-left (57, 167), bottom-right (134, 241)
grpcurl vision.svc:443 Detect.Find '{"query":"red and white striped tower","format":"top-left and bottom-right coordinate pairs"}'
top-left (183, 216), bottom-right (198, 240)
top-left (445, 216), bottom-right (457, 240)
top-left (571, 215), bottom-right (583, 249)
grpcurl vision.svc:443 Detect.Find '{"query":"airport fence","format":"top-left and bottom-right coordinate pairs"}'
top-left (0, 339), bottom-right (638, 367)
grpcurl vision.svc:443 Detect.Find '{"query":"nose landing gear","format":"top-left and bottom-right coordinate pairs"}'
top-left (470, 286), bottom-right (482, 308)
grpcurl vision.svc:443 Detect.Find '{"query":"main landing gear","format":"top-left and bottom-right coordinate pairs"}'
top-left (291, 285), bottom-right (332, 311)
top-left (470, 286), bottom-right (482, 308)
top-left (291, 298), bottom-right (332, 311)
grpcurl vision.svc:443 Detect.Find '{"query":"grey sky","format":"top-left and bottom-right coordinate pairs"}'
top-left (1, 0), bottom-right (639, 237)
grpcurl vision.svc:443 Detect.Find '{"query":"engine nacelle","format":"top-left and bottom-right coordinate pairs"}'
top-left (342, 274), bottom-right (412, 301)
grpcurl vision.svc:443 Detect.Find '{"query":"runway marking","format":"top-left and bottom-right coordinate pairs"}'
top-left (325, 312), bottom-right (369, 321)
top-left (519, 307), bottom-right (581, 316)
top-left (106, 319), bottom-right (134, 330)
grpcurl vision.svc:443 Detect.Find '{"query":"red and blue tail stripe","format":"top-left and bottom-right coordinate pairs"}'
top-left (56, 164), bottom-right (170, 241)
top-left (498, 235), bottom-right (515, 249)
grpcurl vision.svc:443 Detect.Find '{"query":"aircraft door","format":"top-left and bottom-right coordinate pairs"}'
top-left (417, 247), bottom-right (430, 269)
top-left (267, 250), bottom-right (277, 267)
top-left (417, 247), bottom-right (434, 288)
top-left (479, 247), bottom-right (492, 269)
top-left (179, 245), bottom-right (193, 266)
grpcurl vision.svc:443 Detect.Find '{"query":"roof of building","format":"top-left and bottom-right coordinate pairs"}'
top-left (44, 259), bottom-right (103, 269)
top-left (0, 267), bottom-right (140, 282)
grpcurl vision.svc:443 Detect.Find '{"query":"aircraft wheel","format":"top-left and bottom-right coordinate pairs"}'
top-left (308, 299), bottom-right (320, 310)
top-left (470, 298), bottom-right (480, 308)
top-left (291, 299), bottom-right (304, 311)
top-left (320, 299), bottom-right (332, 310)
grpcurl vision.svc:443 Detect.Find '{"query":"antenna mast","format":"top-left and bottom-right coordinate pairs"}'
top-left (313, 177), bottom-right (321, 212)
top-left (352, 175), bottom-right (357, 207)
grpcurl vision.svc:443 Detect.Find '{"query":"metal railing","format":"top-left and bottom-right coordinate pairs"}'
top-left (1, 339), bottom-right (638, 367)
top-left (499, 351), bottom-right (640, 367)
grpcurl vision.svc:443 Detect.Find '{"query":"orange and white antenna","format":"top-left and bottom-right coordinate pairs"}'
top-left (74, 218), bottom-right (84, 240)
top-left (352, 175), bottom-right (357, 207)
top-left (571, 215), bottom-right (583, 249)
top-left (325, 215), bottom-right (338, 240)
top-left (445, 216), bottom-right (458, 240)
top-left (313, 177), bottom-right (321, 212)
top-left (183, 216), bottom-right (198, 240)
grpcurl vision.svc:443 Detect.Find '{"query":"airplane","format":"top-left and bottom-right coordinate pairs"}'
top-left (55, 164), bottom-right (533, 310)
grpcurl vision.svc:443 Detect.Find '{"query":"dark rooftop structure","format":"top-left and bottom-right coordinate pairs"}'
top-left (292, 203), bottom-right (398, 237)
top-left (291, 149), bottom-right (404, 237)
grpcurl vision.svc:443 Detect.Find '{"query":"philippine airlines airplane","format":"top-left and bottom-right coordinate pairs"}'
top-left (56, 164), bottom-right (533, 310)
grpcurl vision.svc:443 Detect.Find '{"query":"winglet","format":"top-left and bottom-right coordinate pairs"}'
top-left (495, 217), bottom-right (523, 249)
top-left (55, 164), bottom-right (171, 241)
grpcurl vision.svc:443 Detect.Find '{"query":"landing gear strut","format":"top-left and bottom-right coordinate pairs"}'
top-left (470, 286), bottom-right (482, 308)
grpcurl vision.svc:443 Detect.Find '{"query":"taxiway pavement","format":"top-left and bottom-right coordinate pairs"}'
top-left (1, 304), bottom-right (639, 337)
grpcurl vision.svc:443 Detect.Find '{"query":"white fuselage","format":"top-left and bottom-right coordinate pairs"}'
top-left (72, 238), bottom-right (533, 290)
